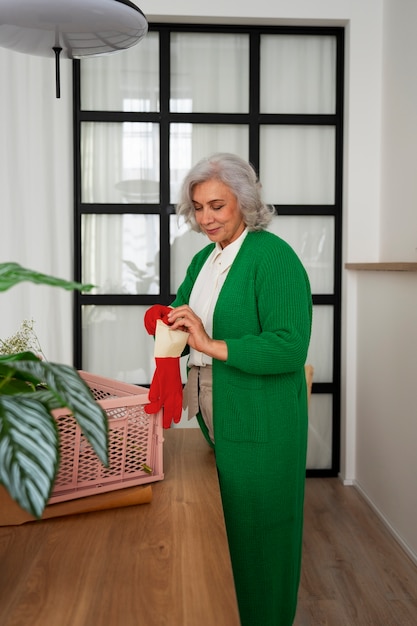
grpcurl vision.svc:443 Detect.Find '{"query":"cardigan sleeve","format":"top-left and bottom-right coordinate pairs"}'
top-left (220, 235), bottom-right (312, 376)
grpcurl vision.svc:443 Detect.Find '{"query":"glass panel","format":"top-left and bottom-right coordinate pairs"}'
top-left (170, 215), bottom-right (206, 293)
top-left (306, 394), bottom-right (333, 469)
top-left (82, 215), bottom-right (159, 295)
top-left (306, 305), bottom-right (333, 383)
top-left (80, 32), bottom-right (160, 112)
top-left (81, 122), bottom-right (160, 203)
top-left (171, 33), bottom-right (249, 113)
top-left (260, 35), bottom-right (336, 114)
top-left (268, 215), bottom-right (334, 294)
top-left (82, 305), bottom-right (155, 384)
top-left (260, 125), bottom-right (335, 204)
top-left (169, 123), bottom-right (249, 203)
top-left (82, 305), bottom-right (189, 386)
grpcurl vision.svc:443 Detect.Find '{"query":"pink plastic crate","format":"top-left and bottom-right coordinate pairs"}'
top-left (49, 371), bottom-right (164, 504)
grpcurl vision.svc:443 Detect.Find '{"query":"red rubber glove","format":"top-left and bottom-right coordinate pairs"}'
top-left (144, 305), bottom-right (183, 428)
top-left (144, 357), bottom-right (183, 428)
top-left (144, 304), bottom-right (172, 335)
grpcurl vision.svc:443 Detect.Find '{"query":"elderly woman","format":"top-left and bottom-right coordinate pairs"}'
top-left (146, 153), bottom-right (312, 626)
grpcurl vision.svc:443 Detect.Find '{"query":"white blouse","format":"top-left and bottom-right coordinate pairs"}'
top-left (188, 228), bottom-right (248, 366)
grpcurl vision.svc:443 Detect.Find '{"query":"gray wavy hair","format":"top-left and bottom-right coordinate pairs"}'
top-left (175, 153), bottom-right (274, 232)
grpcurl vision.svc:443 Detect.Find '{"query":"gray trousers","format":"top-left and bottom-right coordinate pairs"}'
top-left (183, 365), bottom-right (214, 442)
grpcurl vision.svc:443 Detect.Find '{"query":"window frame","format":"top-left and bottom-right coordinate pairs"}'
top-left (72, 23), bottom-right (345, 477)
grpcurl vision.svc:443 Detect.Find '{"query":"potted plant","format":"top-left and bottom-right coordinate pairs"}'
top-left (0, 262), bottom-right (109, 519)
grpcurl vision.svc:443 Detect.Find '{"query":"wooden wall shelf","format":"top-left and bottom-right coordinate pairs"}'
top-left (345, 262), bottom-right (417, 272)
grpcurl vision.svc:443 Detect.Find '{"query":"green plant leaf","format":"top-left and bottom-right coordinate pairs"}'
top-left (0, 376), bottom-right (36, 395)
top-left (45, 363), bottom-right (109, 467)
top-left (0, 359), bottom-right (109, 467)
top-left (0, 263), bottom-right (109, 518)
top-left (0, 354), bottom-right (46, 396)
top-left (0, 262), bottom-right (95, 293)
top-left (0, 395), bottom-right (60, 518)
top-left (0, 351), bottom-right (40, 363)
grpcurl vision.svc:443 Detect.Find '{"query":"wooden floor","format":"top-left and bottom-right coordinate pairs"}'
top-left (294, 478), bottom-right (417, 626)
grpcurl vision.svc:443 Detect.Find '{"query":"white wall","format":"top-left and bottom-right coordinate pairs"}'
top-left (355, 272), bottom-right (417, 559)
top-left (380, 0), bottom-right (417, 261)
top-left (1, 0), bottom-right (416, 562)
top-left (348, 0), bottom-right (417, 562)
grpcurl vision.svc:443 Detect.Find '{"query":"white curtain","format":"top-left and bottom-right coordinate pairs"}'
top-left (0, 47), bottom-right (73, 364)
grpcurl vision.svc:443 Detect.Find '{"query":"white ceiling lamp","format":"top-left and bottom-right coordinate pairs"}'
top-left (0, 0), bottom-right (148, 97)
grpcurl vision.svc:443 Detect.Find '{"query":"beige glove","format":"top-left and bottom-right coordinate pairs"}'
top-left (154, 319), bottom-right (189, 357)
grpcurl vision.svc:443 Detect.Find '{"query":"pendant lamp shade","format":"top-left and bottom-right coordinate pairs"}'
top-left (0, 0), bottom-right (148, 58)
top-left (0, 0), bottom-right (148, 96)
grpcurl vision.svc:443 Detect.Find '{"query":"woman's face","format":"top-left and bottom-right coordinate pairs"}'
top-left (191, 179), bottom-right (246, 248)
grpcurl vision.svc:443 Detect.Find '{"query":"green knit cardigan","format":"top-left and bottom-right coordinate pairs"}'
top-left (171, 229), bottom-right (312, 626)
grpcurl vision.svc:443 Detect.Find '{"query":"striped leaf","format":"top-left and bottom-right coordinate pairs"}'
top-left (0, 358), bottom-right (109, 517)
top-left (3, 359), bottom-right (109, 467)
top-left (0, 395), bottom-right (59, 518)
